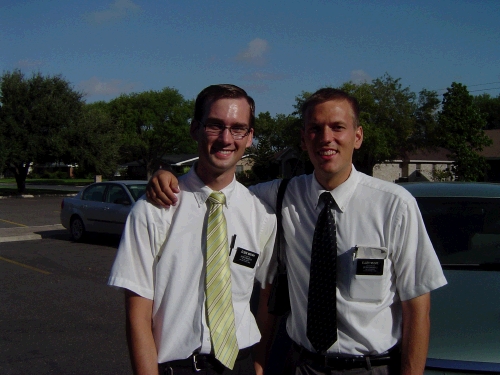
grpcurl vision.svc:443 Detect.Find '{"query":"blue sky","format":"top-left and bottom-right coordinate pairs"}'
top-left (2, 0), bottom-right (499, 115)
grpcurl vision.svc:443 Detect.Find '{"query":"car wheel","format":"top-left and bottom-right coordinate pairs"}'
top-left (70, 216), bottom-right (86, 241)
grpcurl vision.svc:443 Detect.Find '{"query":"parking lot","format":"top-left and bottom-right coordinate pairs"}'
top-left (0, 197), bottom-right (131, 375)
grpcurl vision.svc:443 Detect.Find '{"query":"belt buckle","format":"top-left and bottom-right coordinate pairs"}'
top-left (192, 353), bottom-right (202, 372)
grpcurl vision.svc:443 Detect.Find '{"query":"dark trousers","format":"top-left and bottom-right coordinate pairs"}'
top-left (158, 351), bottom-right (255, 375)
top-left (294, 363), bottom-right (395, 375)
top-left (291, 345), bottom-right (401, 375)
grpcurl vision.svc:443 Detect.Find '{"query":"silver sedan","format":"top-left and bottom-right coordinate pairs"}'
top-left (60, 180), bottom-right (147, 241)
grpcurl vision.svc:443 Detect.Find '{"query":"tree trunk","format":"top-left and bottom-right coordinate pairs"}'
top-left (12, 162), bottom-right (30, 193)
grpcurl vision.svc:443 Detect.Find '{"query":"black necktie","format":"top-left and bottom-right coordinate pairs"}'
top-left (306, 192), bottom-right (338, 353)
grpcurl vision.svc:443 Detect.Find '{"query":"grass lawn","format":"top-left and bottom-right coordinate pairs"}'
top-left (0, 178), bottom-right (93, 196)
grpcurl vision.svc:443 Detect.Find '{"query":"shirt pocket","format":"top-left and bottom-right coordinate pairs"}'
top-left (348, 246), bottom-right (389, 303)
top-left (230, 246), bottom-right (259, 298)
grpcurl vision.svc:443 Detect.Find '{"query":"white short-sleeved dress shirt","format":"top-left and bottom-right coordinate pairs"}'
top-left (250, 166), bottom-right (447, 356)
top-left (108, 168), bottom-right (277, 363)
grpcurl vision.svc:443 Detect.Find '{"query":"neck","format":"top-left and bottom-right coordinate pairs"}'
top-left (195, 164), bottom-right (235, 191)
top-left (314, 166), bottom-right (352, 191)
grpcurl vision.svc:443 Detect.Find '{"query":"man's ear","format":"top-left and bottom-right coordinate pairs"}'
top-left (190, 120), bottom-right (201, 141)
top-left (300, 129), bottom-right (307, 151)
top-left (245, 128), bottom-right (254, 148)
top-left (354, 125), bottom-right (363, 150)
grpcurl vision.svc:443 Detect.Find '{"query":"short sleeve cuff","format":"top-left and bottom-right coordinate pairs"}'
top-left (108, 276), bottom-right (154, 300)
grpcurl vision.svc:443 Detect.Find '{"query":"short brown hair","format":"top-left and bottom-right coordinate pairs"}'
top-left (301, 88), bottom-right (360, 128)
top-left (194, 84), bottom-right (255, 128)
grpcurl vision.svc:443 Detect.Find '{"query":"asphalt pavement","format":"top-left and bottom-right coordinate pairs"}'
top-left (0, 194), bottom-right (291, 374)
top-left (0, 195), bottom-right (68, 243)
top-left (0, 194), bottom-right (131, 375)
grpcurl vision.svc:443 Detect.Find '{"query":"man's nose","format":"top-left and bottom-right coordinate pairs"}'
top-left (319, 126), bottom-right (334, 143)
top-left (219, 127), bottom-right (233, 142)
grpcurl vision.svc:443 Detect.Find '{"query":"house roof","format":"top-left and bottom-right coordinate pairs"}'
top-left (122, 154), bottom-right (251, 168)
top-left (481, 129), bottom-right (500, 159)
top-left (161, 154), bottom-right (199, 164)
top-left (396, 129), bottom-right (500, 162)
top-left (404, 147), bottom-right (453, 162)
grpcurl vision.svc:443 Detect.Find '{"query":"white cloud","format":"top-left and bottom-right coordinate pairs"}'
top-left (17, 59), bottom-right (43, 68)
top-left (78, 77), bottom-right (137, 97)
top-left (350, 70), bottom-right (371, 84)
top-left (235, 38), bottom-right (269, 65)
top-left (242, 71), bottom-right (286, 81)
top-left (85, 0), bottom-right (141, 24)
top-left (243, 84), bottom-right (270, 94)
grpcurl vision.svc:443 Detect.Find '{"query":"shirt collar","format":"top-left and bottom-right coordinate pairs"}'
top-left (310, 165), bottom-right (360, 212)
top-left (185, 165), bottom-right (236, 208)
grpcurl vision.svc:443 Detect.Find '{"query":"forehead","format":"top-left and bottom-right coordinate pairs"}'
top-left (305, 99), bottom-right (355, 126)
top-left (204, 98), bottom-right (251, 124)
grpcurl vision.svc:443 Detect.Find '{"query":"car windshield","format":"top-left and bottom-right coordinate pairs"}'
top-left (416, 197), bottom-right (500, 268)
top-left (125, 184), bottom-right (147, 201)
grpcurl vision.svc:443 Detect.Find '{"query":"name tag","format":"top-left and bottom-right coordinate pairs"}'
top-left (233, 247), bottom-right (258, 268)
top-left (356, 259), bottom-right (384, 275)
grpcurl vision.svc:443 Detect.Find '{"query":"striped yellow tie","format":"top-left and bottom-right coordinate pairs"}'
top-left (206, 192), bottom-right (239, 369)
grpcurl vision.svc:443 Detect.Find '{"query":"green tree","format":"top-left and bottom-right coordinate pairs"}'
top-left (64, 102), bottom-right (122, 178)
top-left (0, 70), bottom-right (84, 192)
top-left (0, 123), bottom-right (7, 174)
top-left (413, 89), bottom-right (441, 148)
top-left (473, 93), bottom-right (500, 130)
top-left (438, 82), bottom-right (492, 181)
top-left (249, 112), bottom-right (302, 180)
top-left (341, 75), bottom-right (439, 175)
top-left (108, 88), bottom-right (195, 179)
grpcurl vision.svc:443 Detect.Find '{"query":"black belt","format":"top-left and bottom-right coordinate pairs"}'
top-left (293, 342), bottom-right (400, 370)
top-left (158, 347), bottom-right (253, 373)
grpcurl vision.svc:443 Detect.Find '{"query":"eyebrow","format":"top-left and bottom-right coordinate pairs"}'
top-left (306, 121), bottom-right (347, 127)
top-left (205, 117), bottom-right (249, 127)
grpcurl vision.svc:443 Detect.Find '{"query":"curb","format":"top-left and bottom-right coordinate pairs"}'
top-left (0, 224), bottom-right (66, 243)
top-left (0, 233), bottom-right (43, 242)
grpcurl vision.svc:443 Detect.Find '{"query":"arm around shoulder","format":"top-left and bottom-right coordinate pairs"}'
top-left (248, 179), bottom-right (283, 209)
top-left (146, 169), bottom-right (179, 207)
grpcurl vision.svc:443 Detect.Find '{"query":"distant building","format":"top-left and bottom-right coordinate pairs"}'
top-left (482, 129), bottom-right (500, 182)
top-left (373, 148), bottom-right (453, 183)
top-left (373, 129), bottom-right (500, 183)
top-left (120, 154), bottom-right (254, 179)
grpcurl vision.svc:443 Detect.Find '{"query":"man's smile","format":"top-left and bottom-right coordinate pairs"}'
top-left (318, 149), bottom-right (338, 157)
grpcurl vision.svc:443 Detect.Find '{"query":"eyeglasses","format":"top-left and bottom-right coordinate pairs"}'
top-left (201, 122), bottom-right (250, 140)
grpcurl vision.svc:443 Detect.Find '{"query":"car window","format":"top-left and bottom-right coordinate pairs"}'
top-left (416, 197), bottom-right (500, 266)
top-left (125, 184), bottom-right (147, 201)
top-left (82, 184), bottom-right (106, 202)
top-left (106, 185), bottom-right (129, 204)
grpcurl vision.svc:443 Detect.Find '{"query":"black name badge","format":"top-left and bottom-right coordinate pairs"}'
top-left (356, 259), bottom-right (384, 276)
top-left (233, 247), bottom-right (258, 269)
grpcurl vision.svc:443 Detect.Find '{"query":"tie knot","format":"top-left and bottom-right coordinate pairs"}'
top-left (320, 192), bottom-right (335, 208)
top-left (209, 191), bottom-right (226, 206)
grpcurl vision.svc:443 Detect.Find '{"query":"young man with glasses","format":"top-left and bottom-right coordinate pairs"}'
top-left (108, 84), bottom-right (277, 375)
top-left (146, 88), bottom-right (447, 375)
